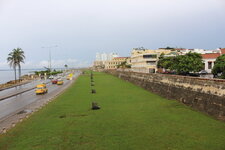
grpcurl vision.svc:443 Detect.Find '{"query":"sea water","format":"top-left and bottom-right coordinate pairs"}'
top-left (0, 70), bottom-right (36, 84)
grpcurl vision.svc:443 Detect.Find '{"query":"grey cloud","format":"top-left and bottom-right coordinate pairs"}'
top-left (0, 0), bottom-right (224, 69)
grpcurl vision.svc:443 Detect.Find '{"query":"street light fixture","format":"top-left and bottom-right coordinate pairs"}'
top-left (41, 45), bottom-right (58, 72)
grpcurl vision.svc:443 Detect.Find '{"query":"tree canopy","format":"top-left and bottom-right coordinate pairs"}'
top-left (175, 52), bottom-right (203, 74)
top-left (7, 48), bottom-right (25, 82)
top-left (157, 54), bottom-right (175, 70)
top-left (212, 54), bottom-right (225, 78)
top-left (157, 52), bottom-right (203, 75)
top-left (117, 61), bottom-right (131, 69)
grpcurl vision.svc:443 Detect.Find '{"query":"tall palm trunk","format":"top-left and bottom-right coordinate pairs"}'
top-left (14, 66), bottom-right (17, 83)
top-left (18, 64), bottom-right (21, 81)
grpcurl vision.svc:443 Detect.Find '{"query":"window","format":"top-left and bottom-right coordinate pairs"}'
top-left (208, 62), bottom-right (212, 69)
top-left (146, 61), bottom-right (156, 65)
top-left (149, 69), bottom-right (155, 73)
top-left (143, 55), bottom-right (157, 59)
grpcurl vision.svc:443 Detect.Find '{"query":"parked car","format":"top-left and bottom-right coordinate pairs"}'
top-left (199, 70), bottom-right (208, 75)
top-left (162, 71), bottom-right (176, 74)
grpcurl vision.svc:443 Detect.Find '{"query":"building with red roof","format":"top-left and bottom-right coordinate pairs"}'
top-left (220, 48), bottom-right (225, 55)
top-left (202, 53), bottom-right (220, 59)
top-left (201, 53), bottom-right (220, 73)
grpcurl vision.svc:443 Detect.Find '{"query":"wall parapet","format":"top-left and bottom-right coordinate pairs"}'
top-left (106, 70), bottom-right (225, 121)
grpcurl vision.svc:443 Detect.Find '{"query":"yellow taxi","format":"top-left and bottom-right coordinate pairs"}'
top-left (35, 84), bottom-right (48, 95)
top-left (39, 83), bottom-right (46, 88)
top-left (57, 79), bottom-right (64, 85)
top-left (67, 73), bottom-right (73, 80)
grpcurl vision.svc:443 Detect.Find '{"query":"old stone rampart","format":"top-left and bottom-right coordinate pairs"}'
top-left (106, 70), bottom-right (225, 121)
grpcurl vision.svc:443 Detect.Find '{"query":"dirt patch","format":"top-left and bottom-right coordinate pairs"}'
top-left (17, 110), bottom-right (32, 115)
top-left (59, 114), bottom-right (88, 119)
top-left (59, 115), bottom-right (67, 118)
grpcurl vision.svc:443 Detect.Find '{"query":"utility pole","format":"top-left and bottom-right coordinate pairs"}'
top-left (42, 45), bottom-right (57, 72)
top-left (49, 49), bottom-right (51, 71)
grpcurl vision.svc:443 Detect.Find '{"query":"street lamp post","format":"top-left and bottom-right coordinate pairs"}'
top-left (41, 45), bottom-right (58, 72)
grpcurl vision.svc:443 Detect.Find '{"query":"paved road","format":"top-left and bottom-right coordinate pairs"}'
top-left (0, 71), bottom-right (81, 121)
top-left (0, 79), bottom-right (50, 100)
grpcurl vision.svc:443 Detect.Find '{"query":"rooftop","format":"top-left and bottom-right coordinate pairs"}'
top-left (201, 53), bottom-right (220, 59)
top-left (113, 57), bottom-right (129, 59)
top-left (220, 48), bottom-right (225, 55)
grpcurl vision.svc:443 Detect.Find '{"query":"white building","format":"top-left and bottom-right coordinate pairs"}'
top-left (95, 52), bottom-right (118, 61)
top-left (201, 53), bottom-right (220, 73)
top-left (93, 52), bottom-right (119, 69)
top-left (179, 49), bottom-right (220, 55)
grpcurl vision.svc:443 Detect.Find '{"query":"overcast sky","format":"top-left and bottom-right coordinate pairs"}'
top-left (0, 0), bottom-right (225, 69)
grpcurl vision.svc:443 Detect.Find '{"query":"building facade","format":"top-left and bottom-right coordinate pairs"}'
top-left (131, 48), bottom-right (172, 73)
top-left (178, 48), bottom-right (220, 55)
top-left (220, 48), bottom-right (225, 55)
top-left (201, 48), bottom-right (225, 73)
top-left (202, 53), bottom-right (220, 73)
top-left (93, 52), bottom-right (119, 69)
top-left (105, 57), bottom-right (130, 69)
top-left (95, 52), bottom-right (118, 61)
top-left (93, 61), bottom-right (105, 69)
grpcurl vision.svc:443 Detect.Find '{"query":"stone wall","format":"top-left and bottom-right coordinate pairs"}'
top-left (106, 70), bottom-right (225, 121)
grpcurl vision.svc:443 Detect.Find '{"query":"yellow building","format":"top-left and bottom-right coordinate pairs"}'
top-left (131, 48), bottom-right (172, 73)
top-left (93, 61), bottom-right (105, 69)
top-left (105, 57), bottom-right (130, 69)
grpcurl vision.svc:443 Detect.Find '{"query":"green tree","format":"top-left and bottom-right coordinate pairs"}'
top-left (157, 52), bottom-right (203, 75)
top-left (212, 54), bottom-right (225, 78)
top-left (14, 48), bottom-right (25, 80)
top-left (7, 51), bottom-right (18, 82)
top-left (117, 61), bottom-right (131, 69)
top-left (157, 53), bottom-right (165, 68)
top-left (7, 48), bottom-right (25, 82)
top-left (64, 64), bottom-right (68, 69)
top-left (157, 54), bottom-right (175, 70)
top-left (174, 52), bottom-right (203, 75)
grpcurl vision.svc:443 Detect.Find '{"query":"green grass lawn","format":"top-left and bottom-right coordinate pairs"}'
top-left (0, 72), bottom-right (225, 150)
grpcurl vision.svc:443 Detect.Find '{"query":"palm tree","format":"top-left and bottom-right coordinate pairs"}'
top-left (7, 51), bottom-right (18, 83)
top-left (14, 48), bottom-right (25, 80)
top-left (7, 48), bottom-right (25, 82)
top-left (64, 64), bottom-right (68, 71)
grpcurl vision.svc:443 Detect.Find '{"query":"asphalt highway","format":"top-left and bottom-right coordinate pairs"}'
top-left (0, 71), bottom-right (81, 121)
top-left (0, 79), bottom-right (50, 100)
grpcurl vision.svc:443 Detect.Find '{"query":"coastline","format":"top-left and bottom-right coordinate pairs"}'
top-left (0, 74), bottom-right (39, 91)
top-left (0, 69), bottom-right (47, 85)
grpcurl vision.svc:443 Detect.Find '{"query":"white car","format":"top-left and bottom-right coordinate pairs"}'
top-left (49, 75), bottom-right (54, 79)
